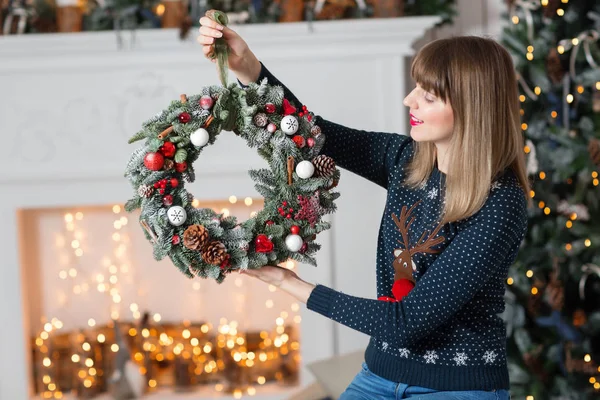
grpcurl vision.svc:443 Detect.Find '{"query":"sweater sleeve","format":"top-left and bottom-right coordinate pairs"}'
top-left (306, 186), bottom-right (528, 347)
top-left (242, 62), bottom-right (413, 189)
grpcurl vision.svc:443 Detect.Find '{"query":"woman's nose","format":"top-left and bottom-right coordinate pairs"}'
top-left (402, 93), bottom-right (413, 108)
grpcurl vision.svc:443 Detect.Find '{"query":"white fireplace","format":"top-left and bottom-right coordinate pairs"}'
top-left (0, 16), bottom-right (439, 399)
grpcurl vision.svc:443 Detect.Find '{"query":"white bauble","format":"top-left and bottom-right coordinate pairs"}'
top-left (296, 160), bottom-right (315, 179)
top-left (190, 128), bottom-right (210, 147)
top-left (281, 115), bottom-right (299, 135)
top-left (167, 206), bottom-right (187, 226)
top-left (285, 234), bottom-right (303, 252)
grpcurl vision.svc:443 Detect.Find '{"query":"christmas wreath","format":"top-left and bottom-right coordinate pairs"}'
top-left (123, 11), bottom-right (340, 282)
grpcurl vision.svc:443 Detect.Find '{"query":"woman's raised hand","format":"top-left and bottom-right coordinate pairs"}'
top-left (197, 16), bottom-right (262, 85)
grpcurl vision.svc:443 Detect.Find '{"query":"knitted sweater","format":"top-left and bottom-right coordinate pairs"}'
top-left (245, 63), bottom-right (528, 391)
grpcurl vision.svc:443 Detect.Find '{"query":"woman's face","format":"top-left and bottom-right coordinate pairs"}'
top-left (403, 83), bottom-right (454, 145)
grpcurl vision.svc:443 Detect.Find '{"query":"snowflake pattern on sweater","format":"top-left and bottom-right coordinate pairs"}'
top-left (250, 63), bottom-right (528, 392)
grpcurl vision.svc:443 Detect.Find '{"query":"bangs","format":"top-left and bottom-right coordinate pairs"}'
top-left (410, 41), bottom-right (451, 103)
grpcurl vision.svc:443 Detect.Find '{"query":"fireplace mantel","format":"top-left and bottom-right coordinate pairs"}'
top-left (0, 16), bottom-right (439, 399)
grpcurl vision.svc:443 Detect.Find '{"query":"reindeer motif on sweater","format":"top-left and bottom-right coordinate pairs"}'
top-left (379, 200), bottom-right (446, 302)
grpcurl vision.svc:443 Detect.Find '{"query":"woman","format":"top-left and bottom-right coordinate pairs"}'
top-left (198, 17), bottom-right (529, 399)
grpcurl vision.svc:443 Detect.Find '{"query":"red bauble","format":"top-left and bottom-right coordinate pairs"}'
top-left (178, 112), bottom-right (191, 123)
top-left (391, 279), bottom-right (415, 301)
top-left (163, 195), bottom-right (173, 206)
top-left (290, 225), bottom-right (300, 234)
top-left (144, 152), bottom-right (165, 171)
top-left (199, 95), bottom-right (214, 110)
top-left (266, 220), bottom-right (274, 226)
top-left (160, 142), bottom-right (176, 158)
top-left (170, 178), bottom-right (179, 188)
top-left (172, 235), bottom-right (181, 245)
top-left (292, 136), bottom-right (306, 148)
top-left (175, 162), bottom-right (188, 172)
top-left (299, 242), bottom-right (308, 253)
top-left (255, 234), bottom-right (274, 253)
top-left (265, 103), bottom-right (276, 114)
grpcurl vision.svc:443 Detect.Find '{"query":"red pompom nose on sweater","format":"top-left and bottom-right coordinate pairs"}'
top-left (377, 279), bottom-right (415, 302)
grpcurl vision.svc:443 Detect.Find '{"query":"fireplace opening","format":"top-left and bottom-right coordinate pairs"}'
top-left (20, 199), bottom-right (302, 399)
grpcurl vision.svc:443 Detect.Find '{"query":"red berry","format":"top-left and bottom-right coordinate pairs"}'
top-left (278, 207), bottom-right (283, 212)
top-left (160, 142), bottom-right (176, 158)
top-left (266, 220), bottom-right (274, 226)
top-left (282, 201), bottom-right (288, 206)
top-left (290, 225), bottom-right (300, 234)
top-left (170, 178), bottom-right (179, 188)
top-left (175, 162), bottom-right (187, 172)
top-left (289, 208), bottom-right (293, 213)
top-left (153, 182), bottom-right (160, 189)
top-left (159, 179), bottom-right (167, 188)
top-left (159, 188), bottom-right (165, 194)
top-left (143, 152), bottom-right (165, 171)
top-left (172, 235), bottom-right (181, 245)
top-left (178, 112), bottom-right (191, 123)
top-left (265, 103), bottom-right (276, 114)
top-left (286, 214), bottom-right (291, 218)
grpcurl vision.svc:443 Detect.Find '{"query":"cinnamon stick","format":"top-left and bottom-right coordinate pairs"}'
top-left (203, 115), bottom-right (214, 128)
top-left (180, 94), bottom-right (188, 103)
top-left (287, 156), bottom-right (295, 185)
top-left (158, 125), bottom-right (173, 139)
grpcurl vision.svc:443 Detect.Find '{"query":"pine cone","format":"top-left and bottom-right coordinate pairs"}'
top-left (310, 125), bottom-right (322, 137)
top-left (164, 159), bottom-right (175, 170)
top-left (546, 281), bottom-right (564, 311)
top-left (326, 177), bottom-right (339, 190)
top-left (183, 224), bottom-right (209, 250)
top-left (546, 48), bottom-right (564, 84)
top-left (202, 240), bottom-right (227, 265)
top-left (253, 113), bottom-right (268, 127)
top-left (137, 184), bottom-right (154, 198)
top-left (589, 139), bottom-right (600, 167)
top-left (313, 155), bottom-right (336, 177)
top-left (572, 309), bottom-right (587, 327)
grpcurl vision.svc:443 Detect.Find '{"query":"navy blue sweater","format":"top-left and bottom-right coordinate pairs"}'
top-left (247, 63), bottom-right (528, 391)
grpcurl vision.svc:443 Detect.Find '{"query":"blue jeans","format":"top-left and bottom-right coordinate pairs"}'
top-left (339, 363), bottom-right (510, 400)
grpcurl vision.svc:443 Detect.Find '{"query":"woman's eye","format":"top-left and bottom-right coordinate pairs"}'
top-left (424, 95), bottom-right (435, 103)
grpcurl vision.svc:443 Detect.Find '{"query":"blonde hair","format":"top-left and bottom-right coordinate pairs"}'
top-left (405, 36), bottom-right (531, 224)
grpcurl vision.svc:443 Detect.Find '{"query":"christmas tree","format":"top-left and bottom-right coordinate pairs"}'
top-left (501, 0), bottom-right (600, 398)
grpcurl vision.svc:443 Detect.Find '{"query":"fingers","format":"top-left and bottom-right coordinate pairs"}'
top-left (197, 35), bottom-right (215, 45)
top-left (199, 16), bottom-right (224, 31)
top-left (199, 25), bottom-right (223, 39)
top-left (199, 43), bottom-right (216, 61)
